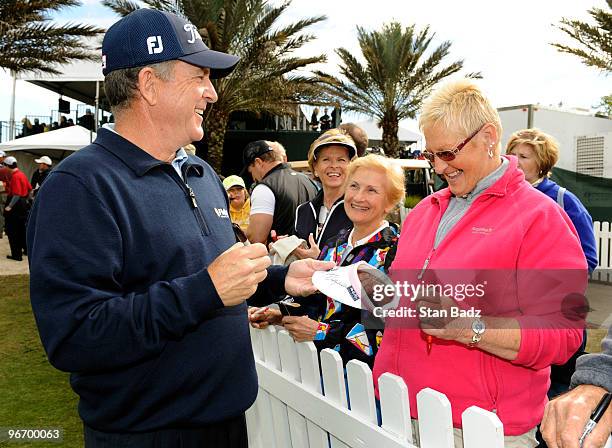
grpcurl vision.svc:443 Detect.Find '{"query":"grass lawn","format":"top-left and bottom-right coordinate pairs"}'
top-left (0, 275), bottom-right (81, 447)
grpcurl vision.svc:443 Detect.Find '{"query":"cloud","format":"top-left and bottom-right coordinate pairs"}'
top-left (1, 0), bottom-right (609, 124)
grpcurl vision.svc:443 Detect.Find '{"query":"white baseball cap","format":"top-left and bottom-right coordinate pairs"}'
top-left (312, 262), bottom-right (398, 310)
top-left (0, 150), bottom-right (6, 157)
top-left (34, 156), bottom-right (53, 166)
top-left (3, 156), bottom-right (17, 167)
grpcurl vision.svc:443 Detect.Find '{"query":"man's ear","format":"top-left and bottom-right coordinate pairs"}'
top-left (137, 67), bottom-right (158, 106)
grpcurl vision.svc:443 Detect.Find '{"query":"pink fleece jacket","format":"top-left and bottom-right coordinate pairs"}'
top-left (373, 156), bottom-right (587, 435)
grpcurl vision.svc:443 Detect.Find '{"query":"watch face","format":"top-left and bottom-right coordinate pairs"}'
top-left (472, 319), bottom-right (485, 334)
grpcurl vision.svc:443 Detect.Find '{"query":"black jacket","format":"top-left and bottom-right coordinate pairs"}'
top-left (294, 188), bottom-right (353, 246)
top-left (259, 163), bottom-right (318, 238)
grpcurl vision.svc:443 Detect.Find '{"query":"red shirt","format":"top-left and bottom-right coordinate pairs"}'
top-left (7, 169), bottom-right (32, 197)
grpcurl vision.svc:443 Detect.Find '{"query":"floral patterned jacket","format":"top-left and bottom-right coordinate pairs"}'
top-left (295, 223), bottom-right (399, 367)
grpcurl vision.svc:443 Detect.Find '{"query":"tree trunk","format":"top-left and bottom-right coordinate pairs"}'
top-left (381, 110), bottom-right (400, 158)
top-left (205, 108), bottom-right (230, 173)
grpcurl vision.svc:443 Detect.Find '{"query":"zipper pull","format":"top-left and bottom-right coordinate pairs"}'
top-left (418, 257), bottom-right (430, 280)
top-left (186, 185), bottom-right (198, 208)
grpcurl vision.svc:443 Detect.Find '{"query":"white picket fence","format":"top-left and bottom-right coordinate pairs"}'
top-left (593, 221), bottom-right (612, 283)
top-left (246, 325), bottom-right (504, 448)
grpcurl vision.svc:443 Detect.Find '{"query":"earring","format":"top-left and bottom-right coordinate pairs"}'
top-left (488, 143), bottom-right (494, 158)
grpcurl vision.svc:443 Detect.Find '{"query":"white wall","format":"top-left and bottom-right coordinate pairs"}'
top-left (499, 106), bottom-right (612, 174)
top-left (605, 132), bottom-right (612, 179)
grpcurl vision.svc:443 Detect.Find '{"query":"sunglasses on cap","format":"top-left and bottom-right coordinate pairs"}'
top-left (423, 124), bottom-right (486, 163)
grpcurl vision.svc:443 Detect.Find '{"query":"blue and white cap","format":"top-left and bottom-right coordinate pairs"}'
top-left (102, 8), bottom-right (239, 78)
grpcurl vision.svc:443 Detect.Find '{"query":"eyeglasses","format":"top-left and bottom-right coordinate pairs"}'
top-left (423, 124), bottom-right (485, 163)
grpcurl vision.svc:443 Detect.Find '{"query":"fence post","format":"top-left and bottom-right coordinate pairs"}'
top-left (278, 330), bottom-right (309, 448)
top-left (462, 406), bottom-right (504, 448)
top-left (320, 349), bottom-right (350, 448)
top-left (378, 373), bottom-right (413, 444)
top-left (416, 388), bottom-right (454, 448)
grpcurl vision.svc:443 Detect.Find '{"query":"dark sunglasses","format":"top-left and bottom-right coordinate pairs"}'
top-left (423, 124), bottom-right (485, 163)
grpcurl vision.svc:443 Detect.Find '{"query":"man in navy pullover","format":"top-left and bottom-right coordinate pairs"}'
top-left (27, 9), bottom-right (333, 448)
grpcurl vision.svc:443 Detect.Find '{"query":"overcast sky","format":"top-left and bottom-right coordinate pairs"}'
top-left (1, 0), bottom-right (609, 129)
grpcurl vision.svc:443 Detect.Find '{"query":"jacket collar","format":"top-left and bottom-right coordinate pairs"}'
top-left (335, 222), bottom-right (399, 247)
top-left (310, 188), bottom-right (344, 208)
top-left (93, 128), bottom-right (204, 178)
top-left (430, 155), bottom-right (524, 206)
top-left (262, 162), bottom-right (291, 180)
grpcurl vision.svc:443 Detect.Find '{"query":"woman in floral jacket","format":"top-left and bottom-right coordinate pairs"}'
top-left (250, 155), bottom-right (405, 367)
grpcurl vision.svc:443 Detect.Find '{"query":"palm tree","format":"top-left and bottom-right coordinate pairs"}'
top-left (551, 1), bottom-right (611, 73)
top-left (0, 0), bottom-right (103, 74)
top-left (103, 0), bottom-right (327, 172)
top-left (316, 22), bottom-right (476, 158)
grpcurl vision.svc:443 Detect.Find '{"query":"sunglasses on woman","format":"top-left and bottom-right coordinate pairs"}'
top-left (423, 124), bottom-right (486, 163)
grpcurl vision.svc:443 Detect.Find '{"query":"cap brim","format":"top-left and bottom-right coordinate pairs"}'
top-left (239, 165), bottom-right (249, 178)
top-left (179, 49), bottom-right (240, 79)
top-left (313, 142), bottom-right (356, 159)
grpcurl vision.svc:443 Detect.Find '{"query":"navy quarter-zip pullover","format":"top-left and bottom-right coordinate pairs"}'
top-left (27, 128), bottom-right (258, 432)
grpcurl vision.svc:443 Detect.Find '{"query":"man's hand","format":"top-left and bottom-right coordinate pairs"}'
top-left (4, 206), bottom-right (11, 212)
top-left (291, 234), bottom-right (321, 260)
top-left (248, 307), bottom-right (282, 329)
top-left (542, 385), bottom-right (611, 448)
top-left (285, 258), bottom-right (335, 297)
top-left (282, 316), bottom-right (319, 342)
top-left (208, 243), bottom-right (271, 306)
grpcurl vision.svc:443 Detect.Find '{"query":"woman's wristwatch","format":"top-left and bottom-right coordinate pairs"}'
top-left (469, 318), bottom-right (486, 346)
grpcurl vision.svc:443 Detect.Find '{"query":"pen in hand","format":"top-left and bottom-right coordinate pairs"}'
top-left (579, 392), bottom-right (611, 447)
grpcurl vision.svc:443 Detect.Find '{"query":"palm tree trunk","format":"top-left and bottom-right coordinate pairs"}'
top-left (205, 109), bottom-right (229, 173)
top-left (381, 110), bottom-right (400, 158)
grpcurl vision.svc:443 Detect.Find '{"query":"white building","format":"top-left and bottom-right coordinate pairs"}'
top-left (498, 105), bottom-right (612, 179)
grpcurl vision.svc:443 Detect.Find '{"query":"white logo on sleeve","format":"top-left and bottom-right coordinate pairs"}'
top-left (214, 208), bottom-right (229, 219)
top-left (146, 36), bottom-right (164, 54)
top-left (183, 24), bottom-right (202, 44)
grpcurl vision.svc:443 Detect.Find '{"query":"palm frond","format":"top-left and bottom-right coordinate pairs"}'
top-left (0, 0), bottom-right (104, 74)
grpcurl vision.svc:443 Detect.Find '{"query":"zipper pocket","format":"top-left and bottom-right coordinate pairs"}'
top-left (482, 353), bottom-right (499, 412)
top-left (185, 183), bottom-right (210, 235)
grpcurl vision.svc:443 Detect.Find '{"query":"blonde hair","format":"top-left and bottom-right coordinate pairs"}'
top-left (267, 141), bottom-right (286, 161)
top-left (307, 128), bottom-right (356, 174)
top-left (506, 128), bottom-right (559, 176)
top-left (346, 154), bottom-right (405, 209)
top-left (419, 79), bottom-right (503, 151)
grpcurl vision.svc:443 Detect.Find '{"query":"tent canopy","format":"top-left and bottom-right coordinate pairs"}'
top-left (0, 125), bottom-right (95, 179)
top-left (353, 119), bottom-right (422, 143)
top-left (17, 59), bottom-right (105, 106)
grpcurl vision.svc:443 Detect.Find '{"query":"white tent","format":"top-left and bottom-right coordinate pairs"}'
top-left (0, 125), bottom-right (95, 179)
top-left (353, 119), bottom-right (422, 144)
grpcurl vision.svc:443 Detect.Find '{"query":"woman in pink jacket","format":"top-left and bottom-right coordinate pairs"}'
top-left (373, 79), bottom-right (588, 447)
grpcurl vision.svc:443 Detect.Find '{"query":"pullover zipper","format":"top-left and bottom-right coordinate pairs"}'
top-left (167, 166), bottom-right (210, 235)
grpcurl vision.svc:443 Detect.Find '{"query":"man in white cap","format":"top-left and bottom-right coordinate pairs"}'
top-left (27, 8), bottom-right (333, 447)
top-left (31, 155), bottom-right (53, 197)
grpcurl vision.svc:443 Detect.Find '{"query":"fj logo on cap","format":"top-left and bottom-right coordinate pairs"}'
top-left (183, 24), bottom-right (201, 44)
top-left (146, 36), bottom-right (164, 55)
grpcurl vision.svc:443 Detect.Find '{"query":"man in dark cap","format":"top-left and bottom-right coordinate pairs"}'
top-left (243, 140), bottom-right (318, 244)
top-left (27, 9), bottom-right (332, 447)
